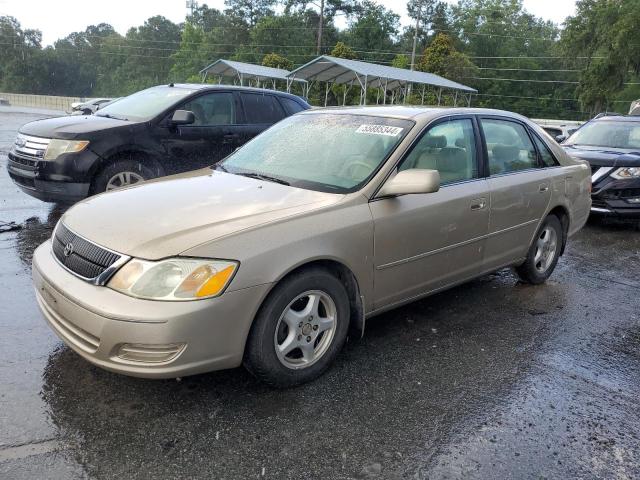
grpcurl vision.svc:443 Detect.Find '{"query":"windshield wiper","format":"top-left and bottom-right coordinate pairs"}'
top-left (97, 113), bottom-right (128, 121)
top-left (236, 172), bottom-right (290, 186)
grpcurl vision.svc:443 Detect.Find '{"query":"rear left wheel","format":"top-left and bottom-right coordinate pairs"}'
top-left (515, 214), bottom-right (563, 284)
top-left (244, 268), bottom-right (350, 388)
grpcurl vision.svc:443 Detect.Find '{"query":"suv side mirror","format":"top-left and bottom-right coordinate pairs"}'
top-left (378, 169), bottom-right (440, 197)
top-left (171, 110), bottom-right (195, 126)
top-left (555, 134), bottom-right (567, 143)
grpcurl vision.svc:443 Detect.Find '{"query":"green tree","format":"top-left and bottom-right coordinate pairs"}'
top-left (562, 0), bottom-right (640, 115)
top-left (417, 32), bottom-right (477, 84)
top-left (224, 0), bottom-right (277, 27)
top-left (343, 1), bottom-right (399, 62)
top-left (391, 54), bottom-right (409, 69)
top-left (330, 41), bottom-right (356, 59)
top-left (262, 53), bottom-right (294, 70)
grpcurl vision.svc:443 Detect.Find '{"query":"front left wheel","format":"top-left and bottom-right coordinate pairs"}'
top-left (244, 268), bottom-right (351, 388)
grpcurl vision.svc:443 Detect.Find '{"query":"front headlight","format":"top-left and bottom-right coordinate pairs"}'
top-left (43, 139), bottom-right (89, 161)
top-left (108, 258), bottom-right (238, 301)
top-left (611, 167), bottom-right (640, 179)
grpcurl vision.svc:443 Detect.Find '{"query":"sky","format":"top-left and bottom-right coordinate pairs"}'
top-left (0, 0), bottom-right (577, 46)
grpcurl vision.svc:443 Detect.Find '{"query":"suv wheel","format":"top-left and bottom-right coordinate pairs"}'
top-left (244, 268), bottom-right (350, 388)
top-left (92, 158), bottom-right (156, 194)
top-left (515, 214), bottom-right (563, 284)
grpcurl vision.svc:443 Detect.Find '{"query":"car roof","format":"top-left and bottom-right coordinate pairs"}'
top-left (162, 83), bottom-right (306, 102)
top-left (592, 115), bottom-right (640, 122)
top-left (298, 105), bottom-right (530, 122)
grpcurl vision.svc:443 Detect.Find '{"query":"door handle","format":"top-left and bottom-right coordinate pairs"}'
top-left (539, 184), bottom-right (549, 192)
top-left (223, 133), bottom-right (239, 143)
top-left (470, 198), bottom-right (486, 211)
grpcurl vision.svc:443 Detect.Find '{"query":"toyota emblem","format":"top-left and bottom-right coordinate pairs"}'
top-left (15, 136), bottom-right (26, 148)
top-left (63, 243), bottom-right (74, 257)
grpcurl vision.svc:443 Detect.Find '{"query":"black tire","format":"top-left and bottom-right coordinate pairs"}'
top-left (515, 214), bottom-right (563, 284)
top-left (244, 267), bottom-right (350, 388)
top-left (91, 157), bottom-right (158, 195)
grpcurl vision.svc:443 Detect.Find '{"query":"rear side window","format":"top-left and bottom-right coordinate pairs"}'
top-left (279, 97), bottom-right (305, 115)
top-left (532, 134), bottom-right (559, 167)
top-left (481, 119), bottom-right (537, 175)
top-left (240, 93), bottom-right (286, 124)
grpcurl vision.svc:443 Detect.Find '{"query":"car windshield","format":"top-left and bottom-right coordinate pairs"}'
top-left (95, 86), bottom-right (195, 121)
top-left (567, 120), bottom-right (640, 149)
top-left (220, 113), bottom-right (413, 193)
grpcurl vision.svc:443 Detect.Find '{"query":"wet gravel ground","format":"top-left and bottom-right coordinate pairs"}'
top-left (1, 110), bottom-right (639, 479)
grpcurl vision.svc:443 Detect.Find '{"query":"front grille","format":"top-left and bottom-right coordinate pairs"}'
top-left (8, 151), bottom-right (38, 168)
top-left (11, 134), bottom-right (49, 161)
top-left (52, 223), bottom-right (122, 281)
top-left (591, 198), bottom-right (608, 209)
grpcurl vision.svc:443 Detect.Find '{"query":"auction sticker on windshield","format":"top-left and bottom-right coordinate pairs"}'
top-left (355, 124), bottom-right (404, 136)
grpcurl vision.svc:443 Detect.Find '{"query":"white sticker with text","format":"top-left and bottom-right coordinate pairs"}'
top-left (355, 124), bottom-right (404, 136)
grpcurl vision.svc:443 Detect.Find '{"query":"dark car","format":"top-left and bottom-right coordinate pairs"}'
top-left (7, 84), bottom-right (310, 203)
top-left (562, 115), bottom-right (640, 217)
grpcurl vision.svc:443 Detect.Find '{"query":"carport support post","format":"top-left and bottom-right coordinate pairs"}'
top-left (324, 82), bottom-right (330, 107)
top-left (454, 91), bottom-right (458, 107)
top-left (421, 84), bottom-right (426, 105)
top-left (437, 88), bottom-right (442, 106)
top-left (363, 75), bottom-right (368, 106)
top-left (468, 94), bottom-right (472, 107)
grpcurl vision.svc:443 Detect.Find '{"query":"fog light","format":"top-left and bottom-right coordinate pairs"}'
top-left (626, 197), bottom-right (640, 204)
top-left (116, 343), bottom-right (186, 363)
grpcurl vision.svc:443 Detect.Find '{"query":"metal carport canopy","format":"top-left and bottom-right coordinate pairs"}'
top-left (287, 55), bottom-right (477, 93)
top-left (199, 59), bottom-right (306, 84)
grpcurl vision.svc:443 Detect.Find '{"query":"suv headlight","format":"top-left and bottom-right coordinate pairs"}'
top-left (108, 258), bottom-right (238, 301)
top-left (611, 167), bottom-right (640, 179)
top-left (44, 139), bottom-right (89, 161)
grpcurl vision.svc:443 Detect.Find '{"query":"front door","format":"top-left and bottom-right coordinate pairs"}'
top-left (370, 116), bottom-right (490, 309)
top-left (479, 117), bottom-right (553, 270)
top-left (162, 91), bottom-right (241, 173)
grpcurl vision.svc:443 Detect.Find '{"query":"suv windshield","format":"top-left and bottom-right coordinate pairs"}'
top-left (567, 120), bottom-right (640, 149)
top-left (221, 113), bottom-right (413, 193)
top-left (96, 86), bottom-right (196, 122)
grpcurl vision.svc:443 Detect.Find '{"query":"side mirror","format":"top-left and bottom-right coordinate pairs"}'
top-left (378, 169), bottom-right (440, 197)
top-left (171, 109), bottom-right (195, 126)
top-left (555, 134), bottom-right (567, 143)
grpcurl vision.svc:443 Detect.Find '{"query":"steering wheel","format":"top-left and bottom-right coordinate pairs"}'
top-left (342, 160), bottom-right (374, 180)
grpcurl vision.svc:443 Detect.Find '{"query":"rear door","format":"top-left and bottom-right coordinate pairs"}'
top-left (236, 92), bottom-right (288, 145)
top-left (479, 116), bottom-right (553, 271)
top-left (370, 116), bottom-right (490, 309)
top-left (162, 91), bottom-right (240, 172)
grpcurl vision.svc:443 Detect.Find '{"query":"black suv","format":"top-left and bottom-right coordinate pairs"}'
top-left (7, 84), bottom-right (310, 202)
top-left (562, 115), bottom-right (640, 217)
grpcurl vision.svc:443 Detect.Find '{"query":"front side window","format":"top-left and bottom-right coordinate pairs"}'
top-left (221, 113), bottom-right (413, 193)
top-left (240, 93), bottom-right (286, 124)
top-left (398, 118), bottom-right (478, 185)
top-left (279, 97), bottom-right (305, 115)
top-left (482, 119), bottom-right (537, 175)
top-left (181, 92), bottom-right (235, 126)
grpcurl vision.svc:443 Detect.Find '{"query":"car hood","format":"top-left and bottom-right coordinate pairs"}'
top-left (562, 144), bottom-right (640, 167)
top-left (61, 169), bottom-right (343, 259)
top-left (19, 114), bottom-right (132, 139)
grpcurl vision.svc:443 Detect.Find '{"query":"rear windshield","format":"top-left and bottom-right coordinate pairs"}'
top-left (96, 86), bottom-right (195, 122)
top-left (567, 120), bottom-right (640, 149)
top-left (221, 113), bottom-right (414, 193)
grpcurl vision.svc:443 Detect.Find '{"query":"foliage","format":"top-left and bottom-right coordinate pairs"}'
top-left (1, 0), bottom-right (638, 120)
top-left (262, 53), bottom-right (294, 71)
top-left (330, 41), bottom-right (356, 59)
top-left (562, 0), bottom-right (640, 115)
top-left (417, 33), bottom-right (477, 84)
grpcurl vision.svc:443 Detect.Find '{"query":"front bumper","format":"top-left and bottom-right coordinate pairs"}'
top-left (591, 174), bottom-right (640, 217)
top-left (32, 240), bottom-right (271, 378)
top-left (7, 147), bottom-right (98, 203)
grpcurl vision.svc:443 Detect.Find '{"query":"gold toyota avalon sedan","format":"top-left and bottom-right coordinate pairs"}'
top-left (32, 107), bottom-right (591, 387)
